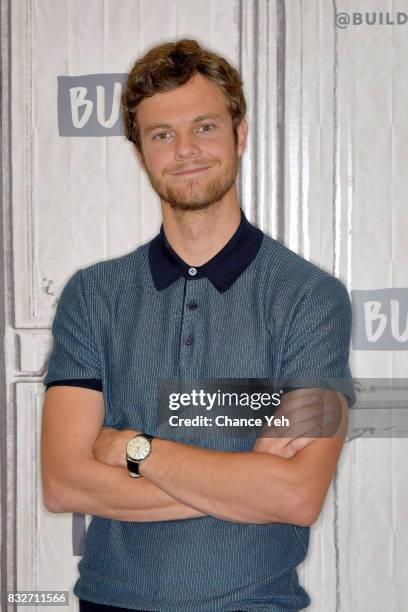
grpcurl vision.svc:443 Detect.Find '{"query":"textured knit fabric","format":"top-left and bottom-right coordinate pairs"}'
top-left (43, 212), bottom-right (355, 612)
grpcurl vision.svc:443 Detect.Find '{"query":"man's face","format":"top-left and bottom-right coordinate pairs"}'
top-left (135, 72), bottom-right (247, 211)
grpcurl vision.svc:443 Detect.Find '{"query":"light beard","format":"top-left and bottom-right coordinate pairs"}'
top-left (144, 155), bottom-right (238, 212)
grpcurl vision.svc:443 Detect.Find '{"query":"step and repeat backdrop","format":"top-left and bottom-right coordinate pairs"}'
top-left (1, 0), bottom-right (407, 610)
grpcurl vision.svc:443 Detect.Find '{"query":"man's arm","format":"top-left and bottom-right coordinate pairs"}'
top-left (42, 385), bottom-right (341, 525)
top-left (40, 385), bottom-right (206, 521)
top-left (137, 389), bottom-right (348, 526)
top-left (90, 387), bottom-right (347, 526)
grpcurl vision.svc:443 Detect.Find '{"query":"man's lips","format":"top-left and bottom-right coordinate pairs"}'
top-left (170, 165), bottom-right (213, 176)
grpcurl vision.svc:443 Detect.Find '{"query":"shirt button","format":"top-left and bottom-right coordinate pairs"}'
top-left (188, 301), bottom-right (198, 311)
top-left (184, 336), bottom-right (194, 346)
top-left (188, 267), bottom-right (197, 276)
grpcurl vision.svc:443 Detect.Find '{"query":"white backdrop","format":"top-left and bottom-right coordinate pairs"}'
top-left (1, 0), bottom-right (408, 611)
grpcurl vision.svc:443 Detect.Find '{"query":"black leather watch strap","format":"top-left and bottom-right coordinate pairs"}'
top-left (127, 458), bottom-right (141, 476)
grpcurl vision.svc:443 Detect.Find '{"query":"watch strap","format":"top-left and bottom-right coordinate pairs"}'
top-left (127, 458), bottom-right (142, 477)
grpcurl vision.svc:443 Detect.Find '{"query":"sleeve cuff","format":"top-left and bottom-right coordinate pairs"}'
top-left (45, 378), bottom-right (103, 392)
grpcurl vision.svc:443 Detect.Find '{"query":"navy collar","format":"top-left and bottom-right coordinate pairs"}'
top-left (148, 209), bottom-right (264, 293)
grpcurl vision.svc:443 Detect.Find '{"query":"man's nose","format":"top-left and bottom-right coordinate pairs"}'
top-left (174, 130), bottom-right (200, 159)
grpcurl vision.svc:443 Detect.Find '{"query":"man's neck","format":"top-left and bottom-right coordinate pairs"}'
top-left (160, 198), bottom-right (241, 267)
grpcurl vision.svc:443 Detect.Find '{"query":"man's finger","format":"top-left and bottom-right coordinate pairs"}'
top-left (259, 411), bottom-right (339, 439)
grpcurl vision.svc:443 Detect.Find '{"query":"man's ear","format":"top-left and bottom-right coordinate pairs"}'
top-left (236, 118), bottom-right (248, 158)
top-left (133, 144), bottom-right (146, 171)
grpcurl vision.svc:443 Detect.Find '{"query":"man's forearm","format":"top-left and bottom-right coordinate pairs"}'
top-left (139, 439), bottom-right (307, 525)
top-left (45, 456), bottom-right (206, 521)
top-left (88, 389), bottom-right (335, 526)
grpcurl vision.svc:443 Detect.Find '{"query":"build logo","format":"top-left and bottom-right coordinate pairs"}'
top-left (352, 289), bottom-right (408, 350)
top-left (57, 74), bottom-right (127, 136)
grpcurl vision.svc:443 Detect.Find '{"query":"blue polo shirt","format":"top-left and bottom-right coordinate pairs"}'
top-left (44, 209), bottom-right (355, 611)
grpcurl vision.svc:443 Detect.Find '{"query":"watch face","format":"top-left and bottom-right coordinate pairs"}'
top-left (127, 435), bottom-right (151, 461)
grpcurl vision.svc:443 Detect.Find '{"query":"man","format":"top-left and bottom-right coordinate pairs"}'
top-left (41, 39), bottom-right (355, 612)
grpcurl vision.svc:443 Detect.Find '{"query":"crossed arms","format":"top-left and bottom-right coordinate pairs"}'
top-left (41, 385), bottom-right (348, 526)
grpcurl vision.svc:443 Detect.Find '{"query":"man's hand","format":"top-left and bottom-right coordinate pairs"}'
top-left (92, 427), bottom-right (139, 468)
top-left (253, 388), bottom-right (341, 458)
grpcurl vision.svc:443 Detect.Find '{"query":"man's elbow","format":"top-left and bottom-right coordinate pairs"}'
top-left (43, 496), bottom-right (65, 514)
top-left (41, 455), bottom-right (98, 514)
top-left (294, 490), bottom-right (324, 527)
top-left (245, 485), bottom-right (312, 526)
top-left (265, 502), bottom-right (319, 527)
top-left (263, 486), bottom-right (321, 527)
top-left (42, 478), bottom-right (68, 513)
top-left (293, 505), bottom-right (319, 527)
top-left (41, 465), bottom-right (84, 514)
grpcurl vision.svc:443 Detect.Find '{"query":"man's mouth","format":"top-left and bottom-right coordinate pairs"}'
top-left (170, 165), bottom-right (213, 176)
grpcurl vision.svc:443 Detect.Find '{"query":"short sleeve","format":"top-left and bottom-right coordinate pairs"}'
top-left (278, 275), bottom-right (356, 407)
top-left (43, 269), bottom-right (102, 389)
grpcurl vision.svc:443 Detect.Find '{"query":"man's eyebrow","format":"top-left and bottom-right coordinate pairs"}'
top-left (144, 113), bottom-right (224, 135)
top-left (144, 122), bottom-right (172, 135)
top-left (192, 113), bottom-right (224, 123)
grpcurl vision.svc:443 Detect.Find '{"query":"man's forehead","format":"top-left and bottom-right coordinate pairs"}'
top-left (137, 73), bottom-right (230, 129)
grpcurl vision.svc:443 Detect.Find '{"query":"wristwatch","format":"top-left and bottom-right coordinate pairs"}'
top-left (126, 433), bottom-right (154, 478)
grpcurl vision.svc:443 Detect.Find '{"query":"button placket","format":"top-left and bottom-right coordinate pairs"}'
top-left (178, 279), bottom-right (201, 375)
top-left (183, 284), bottom-right (197, 346)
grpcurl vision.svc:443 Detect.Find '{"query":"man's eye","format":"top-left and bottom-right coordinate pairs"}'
top-left (153, 132), bottom-right (171, 141)
top-left (198, 124), bottom-right (216, 133)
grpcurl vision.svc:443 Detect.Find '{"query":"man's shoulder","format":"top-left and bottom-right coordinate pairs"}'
top-left (259, 233), bottom-right (347, 297)
top-left (68, 241), bottom-right (152, 305)
top-left (79, 241), bottom-right (150, 283)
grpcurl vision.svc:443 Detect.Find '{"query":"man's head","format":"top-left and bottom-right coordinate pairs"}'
top-left (121, 39), bottom-right (248, 211)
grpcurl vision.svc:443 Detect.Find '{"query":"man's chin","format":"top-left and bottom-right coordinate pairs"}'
top-left (151, 171), bottom-right (238, 212)
top-left (166, 199), bottom-right (217, 212)
top-left (160, 185), bottom-right (226, 211)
